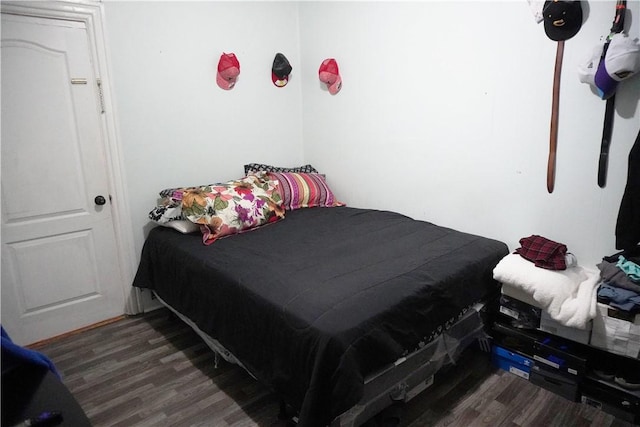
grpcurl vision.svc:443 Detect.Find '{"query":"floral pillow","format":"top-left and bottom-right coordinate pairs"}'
top-left (149, 183), bottom-right (194, 224)
top-left (266, 172), bottom-right (344, 210)
top-left (148, 187), bottom-right (201, 233)
top-left (158, 185), bottom-right (205, 201)
top-left (148, 193), bottom-right (200, 233)
top-left (182, 173), bottom-right (285, 245)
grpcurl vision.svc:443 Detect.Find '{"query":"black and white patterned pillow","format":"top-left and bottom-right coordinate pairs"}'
top-left (148, 204), bottom-right (184, 223)
top-left (243, 163), bottom-right (319, 175)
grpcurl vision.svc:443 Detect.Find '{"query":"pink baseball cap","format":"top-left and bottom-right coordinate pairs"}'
top-left (318, 58), bottom-right (342, 95)
top-left (216, 53), bottom-right (240, 90)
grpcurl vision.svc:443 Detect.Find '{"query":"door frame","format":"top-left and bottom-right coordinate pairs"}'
top-left (1, 0), bottom-right (141, 315)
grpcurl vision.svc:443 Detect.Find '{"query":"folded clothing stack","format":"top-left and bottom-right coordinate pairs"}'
top-left (597, 256), bottom-right (640, 316)
top-left (591, 254), bottom-right (640, 358)
top-left (515, 235), bottom-right (577, 271)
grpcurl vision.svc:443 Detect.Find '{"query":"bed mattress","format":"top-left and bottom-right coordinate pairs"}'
top-left (133, 206), bottom-right (508, 426)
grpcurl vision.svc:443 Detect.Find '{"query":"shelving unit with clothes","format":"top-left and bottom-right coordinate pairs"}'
top-left (489, 237), bottom-right (640, 424)
top-left (490, 283), bottom-right (640, 424)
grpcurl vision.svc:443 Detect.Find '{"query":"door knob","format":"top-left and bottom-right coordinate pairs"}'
top-left (94, 195), bottom-right (107, 206)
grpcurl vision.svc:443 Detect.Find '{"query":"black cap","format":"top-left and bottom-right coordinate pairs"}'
top-left (543, 1), bottom-right (583, 42)
top-left (272, 53), bottom-right (292, 87)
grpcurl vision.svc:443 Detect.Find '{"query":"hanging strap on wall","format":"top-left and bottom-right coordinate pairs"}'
top-left (547, 40), bottom-right (564, 194)
top-left (598, 0), bottom-right (627, 188)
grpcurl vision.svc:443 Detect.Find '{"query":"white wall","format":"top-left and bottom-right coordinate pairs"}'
top-left (300, 1), bottom-right (640, 267)
top-left (104, 1), bottom-right (640, 268)
top-left (103, 1), bottom-right (304, 252)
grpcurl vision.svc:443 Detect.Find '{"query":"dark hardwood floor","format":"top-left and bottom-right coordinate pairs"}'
top-left (33, 308), bottom-right (637, 427)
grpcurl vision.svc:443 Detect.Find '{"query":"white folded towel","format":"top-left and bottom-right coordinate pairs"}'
top-left (493, 253), bottom-right (599, 329)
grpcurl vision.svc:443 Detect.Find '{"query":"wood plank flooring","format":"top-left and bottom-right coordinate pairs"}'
top-left (32, 308), bottom-right (638, 427)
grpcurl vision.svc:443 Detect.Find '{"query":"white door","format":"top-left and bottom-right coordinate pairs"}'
top-left (1, 13), bottom-right (126, 345)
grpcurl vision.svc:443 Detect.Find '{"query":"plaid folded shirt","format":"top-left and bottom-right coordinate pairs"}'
top-left (515, 235), bottom-right (568, 270)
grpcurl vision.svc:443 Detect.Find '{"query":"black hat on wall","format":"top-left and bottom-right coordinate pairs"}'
top-left (542, 1), bottom-right (583, 42)
top-left (272, 53), bottom-right (292, 87)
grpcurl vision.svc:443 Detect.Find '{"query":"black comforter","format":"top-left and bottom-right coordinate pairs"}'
top-left (133, 207), bottom-right (508, 426)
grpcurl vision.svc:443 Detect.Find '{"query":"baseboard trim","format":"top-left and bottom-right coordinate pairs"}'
top-left (27, 315), bottom-right (127, 349)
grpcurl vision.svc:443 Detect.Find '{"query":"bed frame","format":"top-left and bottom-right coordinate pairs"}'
top-left (155, 292), bottom-right (492, 426)
top-left (335, 302), bottom-right (490, 426)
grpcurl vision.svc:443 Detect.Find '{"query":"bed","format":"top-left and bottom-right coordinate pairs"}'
top-left (133, 195), bottom-right (509, 426)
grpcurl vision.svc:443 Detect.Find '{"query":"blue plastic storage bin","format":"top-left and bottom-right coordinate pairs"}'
top-left (491, 344), bottom-right (533, 380)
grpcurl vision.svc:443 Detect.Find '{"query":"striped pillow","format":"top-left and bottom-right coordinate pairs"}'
top-left (267, 172), bottom-right (344, 210)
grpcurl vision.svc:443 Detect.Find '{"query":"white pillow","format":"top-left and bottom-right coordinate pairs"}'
top-left (160, 220), bottom-right (199, 234)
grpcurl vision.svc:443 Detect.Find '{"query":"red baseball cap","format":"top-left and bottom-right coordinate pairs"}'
top-left (318, 58), bottom-right (342, 95)
top-left (216, 53), bottom-right (240, 90)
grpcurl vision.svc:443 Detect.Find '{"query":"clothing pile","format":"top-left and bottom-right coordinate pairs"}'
top-left (514, 235), bottom-right (577, 270)
top-left (597, 253), bottom-right (640, 317)
top-left (493, 235), bottom-right (599, 330)
top-left (592, 253), bottom-right (640, 390)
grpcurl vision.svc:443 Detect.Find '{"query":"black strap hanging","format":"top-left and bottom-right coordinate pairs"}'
top-left (598, 0), bottom-right (627, 188)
